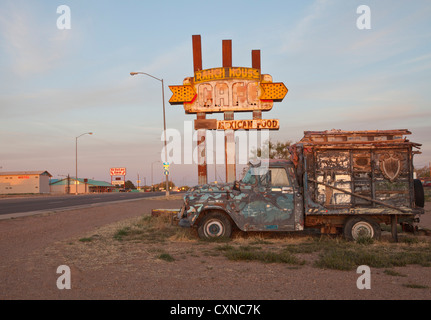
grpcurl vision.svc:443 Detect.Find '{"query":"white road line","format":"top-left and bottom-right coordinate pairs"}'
top-left (0, 196), bottom-right (166, 220)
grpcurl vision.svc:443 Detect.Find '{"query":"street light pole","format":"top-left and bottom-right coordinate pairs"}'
top-left (131, 72), bottom-right (170, 197)
top-left (75, 132), bottom-right (93, 195)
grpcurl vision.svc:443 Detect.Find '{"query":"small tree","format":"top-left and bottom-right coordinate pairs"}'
top-left (252, 140), bottom-right (292, 160)
top-left (125, 180), bottom-right (136, 189)
top-left (154, 180), bottom-right (176, 190)
top-left (415, 165), bottom-right (430, 178)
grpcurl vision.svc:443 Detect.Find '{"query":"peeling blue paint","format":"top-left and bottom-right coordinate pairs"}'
top-left (180, 160), bottom-right (299, 232)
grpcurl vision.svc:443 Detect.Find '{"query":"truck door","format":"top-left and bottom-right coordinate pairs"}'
top-left (262, 166), bottom-right (296, 230)
top-left (241, 166), bottom-right (295, 231)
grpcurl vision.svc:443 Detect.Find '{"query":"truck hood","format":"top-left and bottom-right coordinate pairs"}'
top-left (182, 181), bottom-right (242, 211)
top-left (179, 182), bottom-right (238, 226)
top-left (187, 182), bottom-right (234, 194)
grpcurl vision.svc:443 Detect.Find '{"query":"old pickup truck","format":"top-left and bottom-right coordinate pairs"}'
top-left (177, 129), bottom-right (425, 241)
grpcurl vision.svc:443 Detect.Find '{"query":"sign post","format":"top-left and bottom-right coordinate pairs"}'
top-left (222, 40), bottom-right (235, 183)
top-left (193, 35), bottom-right (208, 185)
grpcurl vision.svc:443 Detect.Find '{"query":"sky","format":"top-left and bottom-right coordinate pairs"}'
top-left (0, 0), bottom-right (430, 187)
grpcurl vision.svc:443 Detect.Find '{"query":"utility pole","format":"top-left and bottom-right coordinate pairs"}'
top-left (58, 174), bottom-right (71, 194)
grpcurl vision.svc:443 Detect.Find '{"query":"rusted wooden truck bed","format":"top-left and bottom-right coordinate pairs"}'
top-left (290, 129), bottom-right (424, 234)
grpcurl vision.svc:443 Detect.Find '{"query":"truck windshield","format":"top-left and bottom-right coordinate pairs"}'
top-left (242, 167), bottom-right (257, 184)
top-left (242, 166), bottom-right (269, 185)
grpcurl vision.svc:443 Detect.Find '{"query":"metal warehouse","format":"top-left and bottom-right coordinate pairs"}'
top-left (0, 171), bottom-right (52, 194)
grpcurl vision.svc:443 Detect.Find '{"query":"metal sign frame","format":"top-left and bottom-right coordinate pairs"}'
top-left (168, 35), bottom-right (287, 184)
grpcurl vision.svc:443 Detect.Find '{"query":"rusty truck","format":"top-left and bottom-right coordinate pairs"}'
top-left (176, 129), bottom-right (425, 241)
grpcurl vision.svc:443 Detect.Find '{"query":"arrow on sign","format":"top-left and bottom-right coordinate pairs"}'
top-left (163, 162), bottom-right (170, 176)
top-left (168, 85), bottom-right (197, 105)
top-left (260, 82), bottom-right (288, 101)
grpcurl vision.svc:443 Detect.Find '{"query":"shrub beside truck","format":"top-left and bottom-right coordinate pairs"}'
top-left (174, 129), bottom-right (425, 241)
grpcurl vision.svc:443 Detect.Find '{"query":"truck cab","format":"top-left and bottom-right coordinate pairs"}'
top-left (178, 159), bottom-right (303, 239)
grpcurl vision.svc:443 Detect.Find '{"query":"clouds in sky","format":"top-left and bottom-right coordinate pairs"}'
top-left (0, 2), bottom-right (76, 76)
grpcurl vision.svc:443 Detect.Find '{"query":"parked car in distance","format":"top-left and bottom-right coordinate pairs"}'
top-left (422, 180), bottom-right (431, 187)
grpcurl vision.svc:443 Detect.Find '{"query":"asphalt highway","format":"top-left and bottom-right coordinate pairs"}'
top-left (0, 192), bottom-right (171, 217)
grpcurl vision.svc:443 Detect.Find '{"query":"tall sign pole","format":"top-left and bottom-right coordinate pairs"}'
top-left (192, 35), bottom-right (208, 185)
top-left (251, 50), bottom-right (262, 121)
top-left (222, 40), bottom-right (236, 183)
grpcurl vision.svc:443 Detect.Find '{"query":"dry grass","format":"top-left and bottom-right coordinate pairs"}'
top-left (45, 210), bottom-right (431, 278)
top-left (105, 215), bottom-right (431, 271)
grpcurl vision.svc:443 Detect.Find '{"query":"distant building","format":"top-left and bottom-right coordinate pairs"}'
top-left (50, 177), bottom-right (116, 194)
top-left (0, 171), bottom-right (52, 194)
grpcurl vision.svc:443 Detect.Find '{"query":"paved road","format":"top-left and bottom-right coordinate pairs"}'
top-left (0, 192), bottom-right (176, 217)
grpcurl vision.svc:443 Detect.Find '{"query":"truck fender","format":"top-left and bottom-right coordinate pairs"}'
top-left (195, 207), bottom-right (238, 229)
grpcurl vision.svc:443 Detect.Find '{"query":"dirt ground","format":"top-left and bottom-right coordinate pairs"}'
top-left (1, 195), bottom-right (431, 301)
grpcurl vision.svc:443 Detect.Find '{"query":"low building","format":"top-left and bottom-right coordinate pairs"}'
top-left (50, 177), bottom-right (116, 194)
top-left (0, 171), bottom-right (52, 194)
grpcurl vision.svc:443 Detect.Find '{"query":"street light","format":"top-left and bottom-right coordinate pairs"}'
top-left (130, 71), bottom-right (170, 197)
top-left (75, 132), bottom-right (93, 195)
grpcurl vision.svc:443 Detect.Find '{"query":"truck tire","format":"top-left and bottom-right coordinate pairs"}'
top-left (343, 217), bottom-right (381, 241)
top-left (414, 179), bottom-right (425, 208)
top-left (197, 212), bottom-right (232, 240)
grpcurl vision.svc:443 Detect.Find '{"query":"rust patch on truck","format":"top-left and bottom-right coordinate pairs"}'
top-left (292, 129), bottom-right (423, 215)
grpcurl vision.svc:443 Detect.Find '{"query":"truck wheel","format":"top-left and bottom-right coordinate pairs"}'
top-left (413, 179), bottom-right (425, 208)
top-left (197, 212), bottom-right (232, 240)
top-left (343, 217), bottom-right (381, 241)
